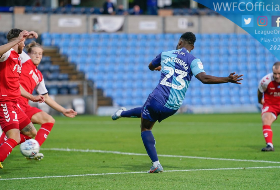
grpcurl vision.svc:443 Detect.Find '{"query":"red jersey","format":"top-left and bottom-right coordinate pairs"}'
top-left (258, 73), bottom-right (280, 106)
top-left (0, 49), bottom-right (22, 102)
top-left (19, 51), bottom-right (48, 105)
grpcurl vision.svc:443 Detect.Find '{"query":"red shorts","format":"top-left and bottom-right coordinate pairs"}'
top-left (261, 104), bottom-right (280, 118)
top-left (0, 101), bottom-right (30, 133)
top-left (17, 100), bottom-right (42, 120)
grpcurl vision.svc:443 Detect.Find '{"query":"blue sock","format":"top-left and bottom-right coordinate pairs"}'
top-left (141, 131), bottom-right (158, 162)
top-left (121, 107), bottom-right (142, 118)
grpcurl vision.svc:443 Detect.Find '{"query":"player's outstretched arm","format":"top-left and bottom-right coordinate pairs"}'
top-left (44, 93), bottom-right (77, 118)
top-left (20, 85), bottom-right (45, 103)
top-left (196, 72), bottom-right (243, 84)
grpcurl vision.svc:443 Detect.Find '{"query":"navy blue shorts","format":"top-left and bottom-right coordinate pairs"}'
top-left (141, 95), bottom-right (177, 123)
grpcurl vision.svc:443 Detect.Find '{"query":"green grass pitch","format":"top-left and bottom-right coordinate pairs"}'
top-left (1, 113), bottom-right (280, 189)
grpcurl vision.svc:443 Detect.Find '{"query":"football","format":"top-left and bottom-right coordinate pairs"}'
top-left (20, 139), bottom-right (40, 158)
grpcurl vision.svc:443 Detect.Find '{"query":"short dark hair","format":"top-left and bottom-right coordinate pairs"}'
top-left (180, 32), bottom-right (196, 45)
top-left (7, 28), bottom-right (23, 41)
top-left (273, 62), bottom-right (280, 69)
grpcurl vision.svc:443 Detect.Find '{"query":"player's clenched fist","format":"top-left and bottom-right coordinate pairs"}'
top-left (17, 30), bottom-right (29, 42)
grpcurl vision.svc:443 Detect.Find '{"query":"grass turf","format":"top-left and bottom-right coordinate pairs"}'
top-left (0, 113), bottom-right (280, 189)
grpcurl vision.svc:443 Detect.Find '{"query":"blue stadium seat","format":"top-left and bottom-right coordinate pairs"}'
top-left (51, 33), bottom-right (62, 40)
top-left (42, 39), bottom-right (52, 46)
top-left (191, 97), bottom-right (202, 105)
top-left (221, 96), bottom-right (231, 105)
top-left (237, 64), bottom-right (247, 71)
top-left (61, 33), bottom-right (71, 40)
top-left (46, 72), bottom-right (59, 81)
top-left (49, 65), bottom-right (60, 72)
top-left (58, 73), bottom-right (69, 81)
top-left (132, 99), bottom-right (143, 106)
top-left (219, 34), bottom-right (229, 40)
top-left (47, 85), bottom-right (58, 95)
top-left (219, 63), bottom-right (229, 71)
top-left (228, 64), bottom-right (238, 71)
top-left (89, 33), bottom-right (99, 40)
top-left (220, 88), bottom-right (230, 96)
top-left (210, 87), bottom-right (219, 96)
top-left (41, 33), bottom-right (51, 40)
top-left (69, 41), bottom-right (79, 47)
top-left (247, 64), bottom-right (257, 71)
top-left (211, 97), bottom-right (221, 105)
top-left (60, 40), bottom-right (71, 47)
top-left (201, 97), bottom-right (211, 105)
top-left (256, 64), bottom-right (266, 71)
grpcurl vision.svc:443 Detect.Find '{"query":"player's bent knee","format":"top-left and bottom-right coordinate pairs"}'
top-left (6, 130), bottom-right (21, 144)
top-left (46, 115), bottom-right (55, 124)
top-left (29, 130), bottom-right (37, 138)
top-left (21, 122), bottom-right (37, 137)
top-left (262, 113), bottom-right (276, 122)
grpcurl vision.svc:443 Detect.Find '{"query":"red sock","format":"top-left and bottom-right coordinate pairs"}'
top-left (35, 123), bottom-right (54, 146)
top-left (0, 138), bottom-right (17, 162)
top-left (18, 134), bottom-right (31, 145)
top-left (0, 132), bottom-right (7, 145)
top-left (263, 125), bottom-right (273, 144)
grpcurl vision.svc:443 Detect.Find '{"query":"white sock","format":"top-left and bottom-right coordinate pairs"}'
top-left (267, 143), bottom-right (273, 148)
top-left (153, 161), bottom-right (160, 167)
top-left (116, 110), bottom-right (123, 117)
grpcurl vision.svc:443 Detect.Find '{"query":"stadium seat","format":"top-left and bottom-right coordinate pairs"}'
top-left (58, 73), bottom-right (69, 81)
top-left (201, 97), bottom-right (211, 105)
top-left (191, 97), bottom-right (201, 105)
top-left (47, 85), bottom-right (58, 95)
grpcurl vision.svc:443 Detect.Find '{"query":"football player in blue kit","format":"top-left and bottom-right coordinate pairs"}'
top-left (112, 32), bottom-right (243, 173)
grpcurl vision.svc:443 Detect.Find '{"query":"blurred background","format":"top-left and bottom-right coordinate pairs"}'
top-left (0, 0), bottom-right (277, 115)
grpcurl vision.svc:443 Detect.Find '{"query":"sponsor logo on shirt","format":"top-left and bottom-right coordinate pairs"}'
top-left (270, 92), bottom-right (280, 96)
top-left (198, 62), bottom-right (204, 69)
top-left (13, 64), bottom-right (21, 73)
top-left (29, 70), bottom-right (40, 84)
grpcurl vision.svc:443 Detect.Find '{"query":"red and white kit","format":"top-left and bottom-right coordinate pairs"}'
top-left (18, 51), bottom-right (48, 119)
top-left (259, 73), bottom-right (280, 118)
top-left (0, 49), bottom-right (30, 132)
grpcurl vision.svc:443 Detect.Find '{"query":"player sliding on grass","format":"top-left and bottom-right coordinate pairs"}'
top-left (0, 29), bottom-right (45, 169)
top-left (112, 32), bottom-right (243, 173)
top-left (258, 62), bottom-right (280, 152)
top-left (0, 42), bottom-right (77, 160)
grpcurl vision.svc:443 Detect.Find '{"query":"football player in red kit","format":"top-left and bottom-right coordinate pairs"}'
top-left (0, 42), bottom-right (77, 160)
top-left (258, 62), bottom-right (280, 151)
top-left (0, 29), bottom-right (44, 169)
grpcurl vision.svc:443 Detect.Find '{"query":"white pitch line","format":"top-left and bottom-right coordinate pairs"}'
top-left (55, 121), bottom-right (280, 127)
top-left (1, 166), bottom-right (280, 181)
top-left (40, 148), bottom-right (280, 164)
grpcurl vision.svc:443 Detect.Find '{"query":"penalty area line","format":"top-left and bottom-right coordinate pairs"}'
top-left (41, 148), bottom-right (280, 164)
top-left (1, 166), bottom-right (280, 181)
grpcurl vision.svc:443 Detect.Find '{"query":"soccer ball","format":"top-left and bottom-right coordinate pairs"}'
top-left (20, 139), bottom-right (40, 157)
